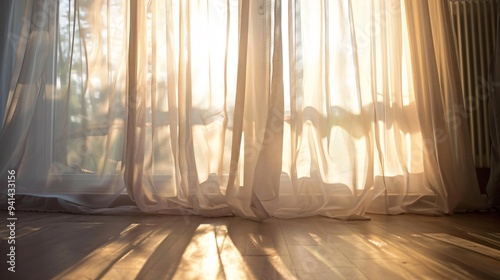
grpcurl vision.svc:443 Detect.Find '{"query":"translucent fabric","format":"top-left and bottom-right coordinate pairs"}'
top-left (487, 7), bottom-right (500, 208)
top-left (0, 0), bottom-right (489, 220)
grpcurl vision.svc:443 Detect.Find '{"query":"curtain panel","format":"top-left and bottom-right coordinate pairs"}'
top-left (0, 0), bottom-right (488, 220)
top-left (487, 4), bottom-right (500, 209)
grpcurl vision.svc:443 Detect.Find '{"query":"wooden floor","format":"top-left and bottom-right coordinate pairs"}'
top-left (0, 211), bottom-right (499, 280)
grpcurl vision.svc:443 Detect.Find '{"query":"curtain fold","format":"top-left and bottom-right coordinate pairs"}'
top-left (0, 1), bottom-right (52, 176)
top-left (404, 0), bottom-right (487, 211)
top-left (487, 5), bottom-right (500, 208)
top-left (0, 0), bottom-right (489, 219)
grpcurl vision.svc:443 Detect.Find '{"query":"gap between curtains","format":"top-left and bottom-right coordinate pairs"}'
top-left (0, 0), bottom-right (489, 220)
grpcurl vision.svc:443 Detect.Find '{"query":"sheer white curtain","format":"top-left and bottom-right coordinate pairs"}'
top-left (0, 0), bottom-right (488, 220)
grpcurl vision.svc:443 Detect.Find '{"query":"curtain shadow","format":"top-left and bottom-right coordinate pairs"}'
top-left (133, 217), bottom-right (204, 279)
top-left (298, 101), bottom-right (420, 141)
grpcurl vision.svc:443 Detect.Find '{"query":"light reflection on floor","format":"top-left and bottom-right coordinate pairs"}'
top-left (3, 212), bottom-right (498, 279)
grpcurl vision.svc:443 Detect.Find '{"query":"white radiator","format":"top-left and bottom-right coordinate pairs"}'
top-left (449, 0), bottom-right (499, 167)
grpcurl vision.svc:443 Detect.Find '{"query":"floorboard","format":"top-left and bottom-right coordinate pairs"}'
top-left (0, 211), bottom-right (499, 279)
